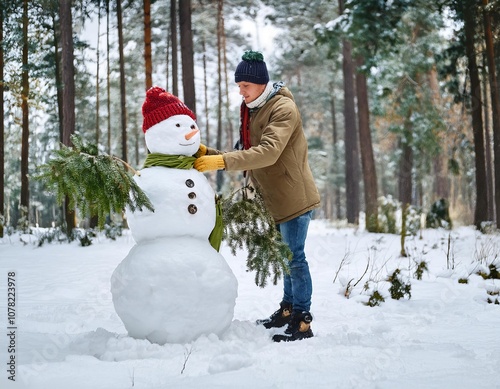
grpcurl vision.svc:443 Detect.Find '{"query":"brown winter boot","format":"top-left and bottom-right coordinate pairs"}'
top-left (256, 301), bottom-right (293, 329)
top-left (272, 311), bottom-right (314, 342)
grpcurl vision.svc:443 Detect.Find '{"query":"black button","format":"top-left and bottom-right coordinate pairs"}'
top-left (188, 204), bottom-right (197, 214)
top-left (185, 179), bottom-right (194, 188)
top-left (188, 192), bottom-right (196, 199)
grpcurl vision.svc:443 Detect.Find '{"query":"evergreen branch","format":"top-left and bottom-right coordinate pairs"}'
top-left (36, 134), bottom-right (154, 229)
top-left (110, 155), bottom-right (141, 176)
top-left (222, 185), bottom-right (291, 288)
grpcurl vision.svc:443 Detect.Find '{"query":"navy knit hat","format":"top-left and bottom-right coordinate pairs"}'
top-left (234, 51), bottom-right (269, 84)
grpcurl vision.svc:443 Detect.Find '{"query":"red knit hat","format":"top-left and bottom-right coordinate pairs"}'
top-left (142, 86), bottom-right (196, 133)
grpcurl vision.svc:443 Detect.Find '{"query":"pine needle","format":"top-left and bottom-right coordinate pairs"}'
top-left (222, 185), bottom-right (291, 288)
top-left (36, 134), bottom-right (154, 229)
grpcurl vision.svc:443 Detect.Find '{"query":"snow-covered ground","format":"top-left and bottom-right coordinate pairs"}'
top-left (1, 220), bottom-right (499, 389)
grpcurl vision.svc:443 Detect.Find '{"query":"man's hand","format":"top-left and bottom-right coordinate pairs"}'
top-left (194, 144), bottom-right (207, 158)
top-left (194, 155), bottom-right (225, 172)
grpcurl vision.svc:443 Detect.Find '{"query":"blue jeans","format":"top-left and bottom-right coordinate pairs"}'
top-left (277, 211), bottom-right (313, 313)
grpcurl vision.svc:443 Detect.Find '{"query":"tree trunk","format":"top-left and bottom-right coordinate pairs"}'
top-left (482, 52), bottom-right (495, 221)
top-left (90, 0), bottom-right (102, 230)
top-left (329, 82), bottom-right (341, 220)
top-left (59, 0), bottom-right (76, 232)
top-left (464, 1), bottom-right (488, 229)
top-left (432, 150), bottom-right (448, 199)
top-left (134, 112), bottom-right (140, 166)
top-left (179, 0), bottom-right (196, 113)
top-left (60, 0), bottom-right (75, 147)
top-left (170, 0), bottom-right (178, 96)
top-left (106, 0), bottom-right (111, 154)
top-left (341, 39), bottom-right (360, 224)
top-left (144, 0), bottom-right (152, 90)
top-left (116, 0), bottom-right (128, 162)
top-left (398, 129), bottom-right (413, 207)
top-left (215, 0), bottom-right (223, 191)
top-left (202, 37), bottom-right (210, 146)
top-left (50, 11), bottom-right (65, 227)
top-left (20, 0), bottom-right (30, 224)
top-left (355, 56), bottom-right (378, 232)
top-left (221, 7), bottom-right (233, 151)
top-left (95, 0), bottom-right (101, 146)
top-left (428, 65), bottom-right (449, 200)
top-left (0, 4), bottom-right (4, 237)
top-left (51, 13), bottom-right (64, 143)
top-left (482, 0), bottom-right (500, 225)
top-left (216, 0), bottom-right (222, 151)
top-left (339, 0), bottom-right (360, 225)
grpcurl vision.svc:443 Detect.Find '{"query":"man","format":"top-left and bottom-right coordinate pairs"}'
top-left (194, 50), bottom-right (320, 342)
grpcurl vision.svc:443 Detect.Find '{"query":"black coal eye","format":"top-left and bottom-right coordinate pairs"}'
top-left (191, 125), bottom-right (196, 129)
top-left (176, 123), bottom-right (180, 127)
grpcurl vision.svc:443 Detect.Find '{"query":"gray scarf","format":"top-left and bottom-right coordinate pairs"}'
top-left (246, 81), bottom-right (285, 110)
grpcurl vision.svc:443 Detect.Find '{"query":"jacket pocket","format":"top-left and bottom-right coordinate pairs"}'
top-left (265, 160), bottom-right (297, 188)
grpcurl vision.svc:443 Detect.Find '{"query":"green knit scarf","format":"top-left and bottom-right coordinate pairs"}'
top-left (143, 153), bottom-right (196, 169)
top-left (142, 152), bottom-right (224, 252)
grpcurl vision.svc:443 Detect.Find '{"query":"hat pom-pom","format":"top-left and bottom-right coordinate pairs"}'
top-left (147, 86), bottom-right (166, 98)
top-left (242, 50), bottom-right (264, 62)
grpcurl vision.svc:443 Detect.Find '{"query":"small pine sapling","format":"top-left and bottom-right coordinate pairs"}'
top-left (77, 229), bottom-right (95, 247)
top-left (104, 222), bottom-right (123, 240)
top-left (477, 264), bottom-right (500, 280)
top-left (486, 289), bottom-right (499, 305)
top-left (488, 264), bottom-right (500, 279)
top-left (365, 290), bottom-right (385, 307)
top-left (377, 196), bottom-right (398, 234)
top-left (426, 198), bottom-right (452, 229)
top-left (37, 227), bottom-right (67, 246)
top-left (413, 260), bottom-right (428, 280)
top-left (387, 269), bottom-right (412, 300)
top-left (222, 185), bottom-right (291, 288)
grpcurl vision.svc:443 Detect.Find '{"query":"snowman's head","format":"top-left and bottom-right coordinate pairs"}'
top-left (145, 114), bottom-right (200, 156)
top-left (142, 87), bottom-right (200, 156)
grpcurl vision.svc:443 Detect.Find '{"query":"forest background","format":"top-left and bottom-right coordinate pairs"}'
top-left (0, 0), bottom-right (499, 239)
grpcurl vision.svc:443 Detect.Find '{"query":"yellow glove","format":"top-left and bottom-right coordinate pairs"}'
top-left (194, 144), bottom-right (207, 158)
top-left (194, 155), bottom-right (225, 172)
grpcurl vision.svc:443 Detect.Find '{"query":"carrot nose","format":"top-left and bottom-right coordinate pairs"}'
top-left (185, 129), bottom-right (199, 140)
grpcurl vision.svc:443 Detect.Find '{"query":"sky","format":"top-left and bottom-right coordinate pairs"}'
top-left (81, 3), bottom-right (278, 109)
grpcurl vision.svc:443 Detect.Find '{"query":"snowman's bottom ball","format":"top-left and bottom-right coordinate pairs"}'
top-left (111, 237), bottom-right (238, 344)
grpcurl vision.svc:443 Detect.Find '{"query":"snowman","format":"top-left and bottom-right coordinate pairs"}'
top-left (110, 87), bottom-right (238, 345)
